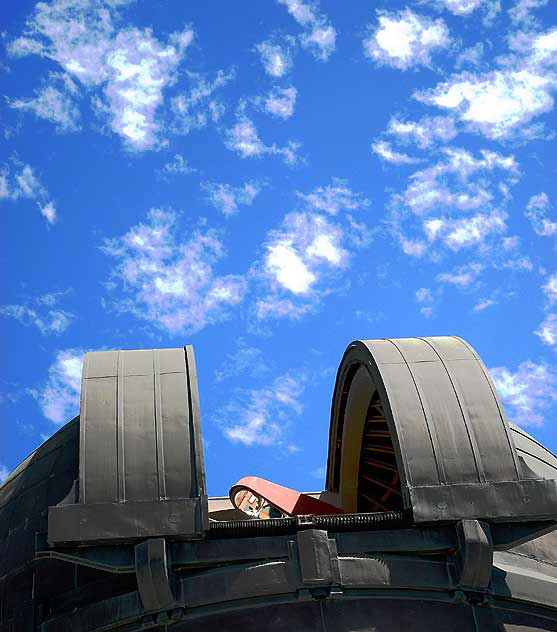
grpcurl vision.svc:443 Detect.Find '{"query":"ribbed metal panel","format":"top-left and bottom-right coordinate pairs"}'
top-left (327, 336), bottom-right (557, 523)
top-left (48, 346), bottom-right (208, 545)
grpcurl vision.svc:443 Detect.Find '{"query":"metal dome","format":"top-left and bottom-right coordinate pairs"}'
top-left (1, 338), bottom-right (556, 632)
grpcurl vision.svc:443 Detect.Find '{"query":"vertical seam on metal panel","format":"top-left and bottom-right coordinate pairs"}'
top-left (184, 346), bottom-right (197, 498)
top-left (185, 345), bottom-right (207, 497)
top-left (184, 347), bottom-right (195, 496)
top-left (117, 351), bottom-right (125, 502)
top-left (79, 354), bottom-right (89, 504)
top-left (386, 339), bottom-right (446, 485)
top-left (153, 349), bottom-right (166, 500)
top-left (420, 337), bottom-right (486, 484)
top-left (451, 336), bottom-right (522, 480)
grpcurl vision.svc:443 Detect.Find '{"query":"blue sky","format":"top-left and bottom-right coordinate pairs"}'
top-left (1, 0), bottom-right (556, 495)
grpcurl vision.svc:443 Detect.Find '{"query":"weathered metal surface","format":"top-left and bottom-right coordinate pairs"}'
top-left (326, 336), bottom-right (557, 523)
top-left (48, 346), bottom-right (208, 545)
top-left (1, 336), bottom-right (556, 631)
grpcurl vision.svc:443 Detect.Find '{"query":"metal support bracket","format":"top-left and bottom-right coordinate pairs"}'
top-left (454, 519), bottom-right (493, 591)
top-left (295, 529), bottom-right (341, 598)
top-left (135, 538), bottom-right (175, 612)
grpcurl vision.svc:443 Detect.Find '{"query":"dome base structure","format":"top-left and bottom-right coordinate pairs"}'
top-left (1, 338), bottom-right (556, 631)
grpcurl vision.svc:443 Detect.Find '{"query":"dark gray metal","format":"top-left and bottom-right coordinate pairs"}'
top-left (454, 519), bottom-right (493, 590)
top-left (326, 336), bottom-right (557, 523)
top-left (48, 346), bottom-right (208, 545)
top-left (2, 337), bottom-right (557, 631)
top-left (135, 538), bottom-right (175, 611)
top-left (296, 529), bottom-right (337, 587)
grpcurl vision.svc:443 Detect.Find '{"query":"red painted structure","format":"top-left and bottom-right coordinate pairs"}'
top-left (230, 476), bottom-right (344, 518)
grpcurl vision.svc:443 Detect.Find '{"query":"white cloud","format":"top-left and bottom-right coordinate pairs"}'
top-left (473, 298), bottom-right (496, 312)
top-left (255, 180), bottom-right (370, 320)
top-left (0, 160), bottom-right (57, 224)
top-left (39, 349), bottom-right (85, 424)
top-left (214, 340), bottom-right (268, 383)
top-left (10, 0), bottom-right (194, 150)
top-left (391, 147), bottom-right (518, 258)
top-left (297, 178), bottom-right (370, 216)
top-left (429, 0), bottom-right (484, 15)
top-left (266, 241), bottom-right (318, 294)
top-left (39, 201), bottom-right (58, 224)
top-left (401, 147), bottom-right (517, 216)
top-left (102, 208), bottom-right (246, 333)
top-left (456, 43), bottom-right (485, 68)
top-left (364, 9), bottom-right (450, 70)
top-left (436, 210), bottom-right (507, 251)
top-left (256, 40), bottom-right (293, 77)
top-left (222, 372), bottom-right (306, 446)
top-left (311, 465), bottom-right (326, 480)
top-left (490, 360), bottom-right (557, 426)
top-left (0, 302), bottom-right (74, 335)
top-left (416, 287), bottom-right (433, 302)
top-left (171, 69), bottom-right (234, 135)
top-left (509, 0), bottom-right (550, 26)
top-left (262, 86), bottom-right (297, 119)
top-left (416, 28), bottom-right (557, 139)
top-left (386, 116), bottom-right (457, 149)
top-left (8, 73), bottom-right (80, 132)
top-left (372, 140), bottom-right (420, 164)
top-left (535, 313), bottom-right (557, 348)
top-left (437, 262), bottom-right (483, 287)
top-left (202, 180), bottom-right (263, 216)
top-left (225, 117), bottom-right (300, 164)
top-left (160, 153), bottom-right (196, 176)
top-left (543, 273), bottom-right (557, 304)
top-left (526, 193), bottom-right (557, 236)
top-left (0, 465), bottom-right (10, 483)
top-left (8, 164), bottom-right (44, 199)
top-left (277, 0), bottom-right (336, 61)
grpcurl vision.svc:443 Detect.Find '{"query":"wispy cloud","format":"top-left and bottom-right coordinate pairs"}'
top-left (0, 465), bottom-right (10, 483)
top-left (261, 86), bottom-right (298, 119)
top-left (386, 115), bottom-right (457, 149)
top-left (372, 140), bottom-right (421, 164)
top-left (8, 72), bottom-right (81, 132)
top-left (0, 292), bottom-right (74, 334)
top-left (509, 0), bottom-right (550, 26)
top-left (225, 117), bottom-right (300, 164)
top-left (363, 9), bottom-right (450, 70)
top-left (102, 208), bottom-right (246, 333)
top-left (38, 348), bottom-right (85, 424)
top-left (429, 0), bottom-right (491, 15)
top-left (159, 153), bottom-right (197, 176)
top-left (526, 192), bottom-right (557, 237)
top-left (170, 69), bottom-right (235, 135)
top-left (0, 159), bottom-right (57, 224)
top-left (10, 0), bottom-right (194, 150)
top-left (416, 287), bottom-right (435, 317)
top-left (389, 147), bottom-right (519, 259)
top-left (535, 313), bottom-right (557, 348)
top-left (296, 177), bottom-right (370, 216)
top-left (256, 39), bottom-right (294, 77)
top-left (542, 272), bottom-right (557, 304)
top-left (221, 372), bottom-right (306, 446)
top-left (472, 297), bottom-right (496, 312)
top-left (490, 360), bottom-right (557, 426)
top-left (214, 339), bottom-right (268, 383)
top-left (202, 180), bottom-right (263, 216)
top-left (437, 262), bottom-right (483, 288)
top-left (415, 27), bottom-right (557, 139)
top-left (277, 0), bottom-right (336, 61)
